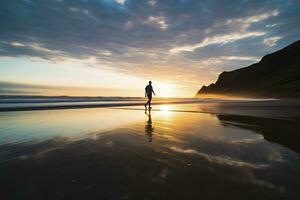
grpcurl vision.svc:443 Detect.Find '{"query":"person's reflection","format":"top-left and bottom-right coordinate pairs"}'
top-left (145, 108), bottom-right (154, 142)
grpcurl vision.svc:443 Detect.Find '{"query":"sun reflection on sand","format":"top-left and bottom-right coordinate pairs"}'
top-left (159, 105), bottom-right (171, 116)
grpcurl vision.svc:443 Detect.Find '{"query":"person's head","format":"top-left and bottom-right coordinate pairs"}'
top-left (149, 81), bottom-right (152, 85)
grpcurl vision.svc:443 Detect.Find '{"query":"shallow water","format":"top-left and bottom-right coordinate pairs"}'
top-left (0, 104), bottom-right (299, 199)
top-left (0, 96), bottom-right (200, 110)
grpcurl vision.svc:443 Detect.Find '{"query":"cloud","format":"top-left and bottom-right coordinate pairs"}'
top-left (170, 31), bottom-right (266, 53)
top-left (115, 0), bottom-right (126, 5)
top-left (218, 56), bottom-right (259, 61)
top-left (146, 16), bottom-right (168, 30)
top-left (147, 0), bottom-right (156, 6)
top-left (225, 10), bottom-right (279, 30)
top-left (263, 36), bottom-right (282, 47)
top-left (0, 0), bottom-right (299, 88)
top-left (169, 9), bottom-right (280, 53)
top-left (0, 81), bottom-right (137, 96)
top-left (11, 42), bottom-right (25, 47)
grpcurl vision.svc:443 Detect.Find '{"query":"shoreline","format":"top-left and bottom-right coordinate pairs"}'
top-left (0, 100), bottom-right (199, 112)
top-left (1, 99), bottom-right (300, 112)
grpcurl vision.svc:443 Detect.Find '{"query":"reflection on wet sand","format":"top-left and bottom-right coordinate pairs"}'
top-left (217, 114), bottom-right (300, 153)
top-left (145, 108), bottom-right (154, 142)
top-left (0, 104), bottom-right (300, 200)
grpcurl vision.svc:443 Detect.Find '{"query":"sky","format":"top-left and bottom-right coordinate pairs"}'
top-left (0, 0), bottom-right (300, 97)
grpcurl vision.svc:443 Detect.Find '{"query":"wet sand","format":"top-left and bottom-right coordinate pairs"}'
top-left (0, 103), bottom-right (299, 199)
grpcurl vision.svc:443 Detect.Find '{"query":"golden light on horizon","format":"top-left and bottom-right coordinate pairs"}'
top-left (155, 82), bottom-right (176, 97)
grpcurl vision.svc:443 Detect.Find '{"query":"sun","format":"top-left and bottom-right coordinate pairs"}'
top-left (156, 82), bottom-right (176, 97)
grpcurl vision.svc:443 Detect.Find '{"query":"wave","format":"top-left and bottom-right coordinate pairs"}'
top-left (0, 95), bottom-right (288, 112)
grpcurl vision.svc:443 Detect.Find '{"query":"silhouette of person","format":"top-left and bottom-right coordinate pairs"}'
top-left (144, 81), bottom-right (156, 109)
top-left (145, 108), bottom-right (154, 142)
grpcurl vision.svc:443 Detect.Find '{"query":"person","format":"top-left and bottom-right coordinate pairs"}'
top-left (144, 81), bottom-right (156, 109)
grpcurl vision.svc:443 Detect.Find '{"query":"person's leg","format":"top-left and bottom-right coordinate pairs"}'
top-left (145, 95), bottom-right (149, 107)
top-left (146, 93), bottom-right (152, 108)
top-left (148, 96), bottom-right (152, 108)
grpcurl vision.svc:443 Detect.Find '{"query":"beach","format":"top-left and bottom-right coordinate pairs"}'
top-left (1, 0), bottom-right (300, 199)
top-left (0, 100), bottom-right (300, 199)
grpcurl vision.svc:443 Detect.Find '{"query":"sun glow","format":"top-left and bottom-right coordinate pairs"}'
top-left (156, 82), bottom-right (176, 97)
top-left (160, 105), bottom-right (171, 116)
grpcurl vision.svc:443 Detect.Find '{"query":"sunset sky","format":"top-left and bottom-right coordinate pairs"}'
top-left (0, 0), bottom-right (300, 97)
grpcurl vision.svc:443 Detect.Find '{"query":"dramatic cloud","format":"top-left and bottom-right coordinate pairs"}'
top-left (170, 31), bottom-right (266, 53)
top-left (0, 0), bottom-right (300, 90)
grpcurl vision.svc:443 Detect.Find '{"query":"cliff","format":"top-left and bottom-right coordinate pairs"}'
top-left (196, 40), bottom-right (300, 98)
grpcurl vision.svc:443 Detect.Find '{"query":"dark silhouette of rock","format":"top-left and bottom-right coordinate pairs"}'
top-left (196, 40), bottom-right (300, 98)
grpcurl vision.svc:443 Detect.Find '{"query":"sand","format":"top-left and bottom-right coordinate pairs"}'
top-left (0, 103), bottom-right (299, 199)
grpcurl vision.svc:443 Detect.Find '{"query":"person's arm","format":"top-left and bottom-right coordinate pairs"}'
top-left (145, 90), bottom-right (147, 97)
top-left (152, 87), bottom-right (156, 96)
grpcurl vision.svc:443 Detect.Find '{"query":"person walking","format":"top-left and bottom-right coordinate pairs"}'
top-left (144, 81), bottom-right (156, 109)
